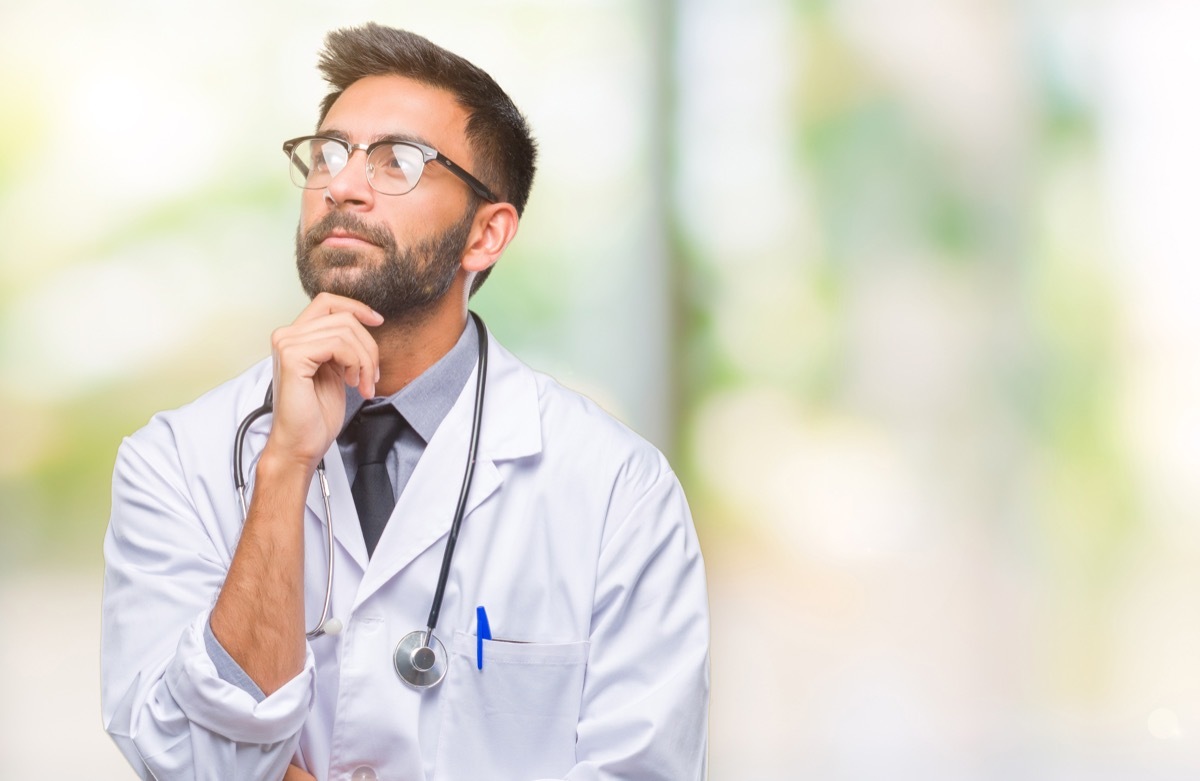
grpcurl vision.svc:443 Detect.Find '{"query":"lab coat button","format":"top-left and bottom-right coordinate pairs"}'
top-left (350, 767), bottom-right (377, 781)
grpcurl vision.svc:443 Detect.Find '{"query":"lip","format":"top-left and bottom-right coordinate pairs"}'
top-left (320, 229), bottom-right (377, 247)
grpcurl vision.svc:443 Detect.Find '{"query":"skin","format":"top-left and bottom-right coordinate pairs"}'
top-left (207, 74), bottom-right (519, 778)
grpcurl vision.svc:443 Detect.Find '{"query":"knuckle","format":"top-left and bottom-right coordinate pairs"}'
top-left (315, 291), bottom-right (347, 311)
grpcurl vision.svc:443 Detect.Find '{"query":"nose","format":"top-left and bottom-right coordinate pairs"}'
top-left (324, 147), bottom-right (375, 208)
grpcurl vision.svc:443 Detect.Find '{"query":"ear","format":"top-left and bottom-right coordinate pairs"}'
top-left (461, 201), bottom-right (519, 275)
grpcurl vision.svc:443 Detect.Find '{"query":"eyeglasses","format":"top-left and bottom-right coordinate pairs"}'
top-left (282, 135), bottom-right (498, 202)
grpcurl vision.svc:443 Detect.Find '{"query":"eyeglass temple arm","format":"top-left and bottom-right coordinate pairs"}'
top-left (435, 154), bottom-right (498, 203)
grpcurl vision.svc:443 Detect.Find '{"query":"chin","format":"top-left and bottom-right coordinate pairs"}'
top-left (313, 244), bottom-right (382, 268)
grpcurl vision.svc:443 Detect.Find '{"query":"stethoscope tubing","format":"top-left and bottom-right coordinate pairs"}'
top-left (424, 311), bottom-right (488, 640)
top-left (231, 311), bottom-right (488, 663)
top-left (233, 385), bottom-right (336, 639)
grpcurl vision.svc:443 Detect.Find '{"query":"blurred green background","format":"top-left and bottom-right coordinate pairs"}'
top-left (3, 0), bottom-right (1200, 777)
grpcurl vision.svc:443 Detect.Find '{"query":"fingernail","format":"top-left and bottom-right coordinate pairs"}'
top-left (375, 366), bottom-right (381, 382)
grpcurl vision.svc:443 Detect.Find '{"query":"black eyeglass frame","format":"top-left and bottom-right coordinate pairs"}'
top-left (282, 135), bottom-right (499, 203)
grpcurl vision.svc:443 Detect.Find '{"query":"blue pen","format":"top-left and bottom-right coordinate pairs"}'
top-left (476, 606), bottom-right (491, 670)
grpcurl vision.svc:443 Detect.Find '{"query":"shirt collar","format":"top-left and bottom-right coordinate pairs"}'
top-left (341, 318), bottom-right (480, 444)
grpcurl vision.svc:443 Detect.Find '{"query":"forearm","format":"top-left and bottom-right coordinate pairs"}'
top-left (210, 451), bottom-right (312, 695)
top-left (208, 293), bottom-right (381, 694)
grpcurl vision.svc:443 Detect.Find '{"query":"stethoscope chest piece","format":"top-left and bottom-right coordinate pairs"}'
top-left (394, 630), bottom-right (447, 688)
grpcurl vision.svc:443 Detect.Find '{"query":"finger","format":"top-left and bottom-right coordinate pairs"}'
top-left (326, 312), bottom-right (380, 396)
top-left (283, 764), bottom-right (318, 781)
top-left (273, 328), bottom-right (376, 394)
top-left (294, 291), bottom-right (385, 328)
top-left (282, 311), bottom-right (379, 367)
top-left (278, 313), bottom-right (379, 395)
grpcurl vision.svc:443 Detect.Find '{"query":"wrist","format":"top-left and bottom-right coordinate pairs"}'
top-left (255, 444), bottom-right (321, 488)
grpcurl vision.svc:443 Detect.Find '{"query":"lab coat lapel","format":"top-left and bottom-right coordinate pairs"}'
top-left (352, 333), bottom-right (542, 607)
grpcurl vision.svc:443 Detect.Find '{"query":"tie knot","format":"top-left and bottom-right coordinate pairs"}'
top-left (353, 403), bottom-right (405, 465)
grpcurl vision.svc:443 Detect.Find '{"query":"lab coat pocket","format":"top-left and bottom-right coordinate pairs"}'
top-left (434, 630), bottom-right (589, 780)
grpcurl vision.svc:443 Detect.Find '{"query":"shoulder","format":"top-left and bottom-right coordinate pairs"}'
top-left (120, 358), bottom-right (272, 462)
top-left (109, 359), bottom-right (273, 541)
top-left (493, 344), bottom-right (698, 563)
top-left (490, 338), bottom-right (674, 492)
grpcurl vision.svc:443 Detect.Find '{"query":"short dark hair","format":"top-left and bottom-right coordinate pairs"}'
top-left (316, 24), bottom-right (538, 293)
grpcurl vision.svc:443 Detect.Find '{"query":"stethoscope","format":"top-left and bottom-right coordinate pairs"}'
top-left (233, 311), bottom-right (489, 689)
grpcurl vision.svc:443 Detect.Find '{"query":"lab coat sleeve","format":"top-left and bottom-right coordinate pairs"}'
top-left (567, 457), bottom-right (711, 780)
top-left (101, 423), bottom-right (316, 781)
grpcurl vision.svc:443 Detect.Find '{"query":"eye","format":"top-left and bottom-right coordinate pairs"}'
top-left (375, 145), bottom-right (423, 185)
top-left (313, 141), bottom-right (348, 175)
top-left (388, 150), bottom-right (420, 174)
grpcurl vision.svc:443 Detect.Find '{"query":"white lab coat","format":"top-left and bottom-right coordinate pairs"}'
top-left (101, 333), bottom-right (710, 781)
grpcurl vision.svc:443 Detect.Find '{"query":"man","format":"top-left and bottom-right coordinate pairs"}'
top-left (101, 23), bottom-right (709, 781)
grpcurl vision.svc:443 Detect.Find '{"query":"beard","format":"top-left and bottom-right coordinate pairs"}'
top-left (294, 207), bottom-right (474, 322)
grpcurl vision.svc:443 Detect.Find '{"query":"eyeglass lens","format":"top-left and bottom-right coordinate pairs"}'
top-left (288, 139), bottom-right (426, 195)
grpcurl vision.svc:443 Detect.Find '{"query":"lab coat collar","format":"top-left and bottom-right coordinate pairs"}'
top-left (319, 331), bottom-right (542, 606)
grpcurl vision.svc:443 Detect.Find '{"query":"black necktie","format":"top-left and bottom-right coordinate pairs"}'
top-left (350, 403), bottom-right (406, 557)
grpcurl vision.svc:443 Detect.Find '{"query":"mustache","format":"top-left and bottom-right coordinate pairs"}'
top-left (301, 212), bottom-right (396, 251)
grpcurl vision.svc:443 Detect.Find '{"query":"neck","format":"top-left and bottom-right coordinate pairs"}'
top-left (371, 294), bottom-right (469, 397)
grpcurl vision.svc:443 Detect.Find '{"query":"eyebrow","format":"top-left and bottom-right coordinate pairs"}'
top-left (317, 127), bottom-right (437, 149)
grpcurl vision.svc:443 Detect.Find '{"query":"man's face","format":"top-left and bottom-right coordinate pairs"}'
top-left (294, 74), bottom-right (479, 320)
